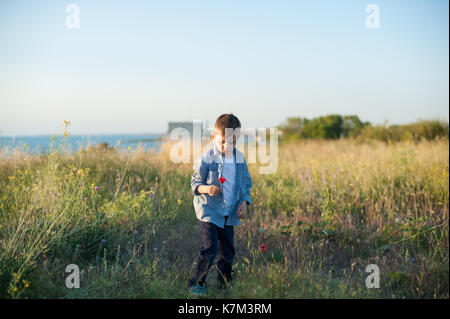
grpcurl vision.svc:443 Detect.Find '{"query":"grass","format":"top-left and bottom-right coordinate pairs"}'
top-left (0, 131), bottom-right (448, 299)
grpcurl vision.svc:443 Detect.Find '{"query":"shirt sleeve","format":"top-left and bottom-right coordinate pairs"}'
top-left (191, 156), bottom-right (209, 195)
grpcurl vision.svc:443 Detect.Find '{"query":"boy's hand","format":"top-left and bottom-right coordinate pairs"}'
top-left (196, 185), bottom-right (222, 196)
top-left (207, 185), bottom-right (222, 196)
top-left (237, 201), bottom-right (248, 219)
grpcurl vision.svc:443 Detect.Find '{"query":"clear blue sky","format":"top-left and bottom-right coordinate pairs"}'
top-left (0, 0), bottom-right (448, 135)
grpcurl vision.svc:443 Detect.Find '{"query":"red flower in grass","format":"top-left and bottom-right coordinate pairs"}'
top-left (259, 244), bottom-right (266, 253)
top-left (219, 177), bottom-right (226, 183)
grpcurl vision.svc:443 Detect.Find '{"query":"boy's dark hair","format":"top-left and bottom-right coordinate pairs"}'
top-left (214, 113), bottom-right (241, 137)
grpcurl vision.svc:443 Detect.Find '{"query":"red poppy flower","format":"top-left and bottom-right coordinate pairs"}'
top-left (219, 177), bottom-right (226, 183)
top-left (259, 244), bottom-right (266, 253)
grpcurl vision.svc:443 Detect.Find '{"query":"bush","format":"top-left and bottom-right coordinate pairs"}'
top-left (277, 115), bottom-right (448, 143)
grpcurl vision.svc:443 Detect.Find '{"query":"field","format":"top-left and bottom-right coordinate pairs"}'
top-left (0, 135), bottom-right (448, 299)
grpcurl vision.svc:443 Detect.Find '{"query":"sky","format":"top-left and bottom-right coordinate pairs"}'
top-left (0, 0), bottom-right (448, 136)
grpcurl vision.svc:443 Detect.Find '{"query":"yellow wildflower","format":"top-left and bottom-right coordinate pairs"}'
top-left (22, 280), bottom-right (30, 288)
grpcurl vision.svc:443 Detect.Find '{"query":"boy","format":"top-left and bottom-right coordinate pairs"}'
top-left (188, 113), bottom-right (252, 295)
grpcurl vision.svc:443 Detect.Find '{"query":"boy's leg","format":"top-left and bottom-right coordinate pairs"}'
top-left (216, 222), bottom-right (235, 287)
top-left (188, 221), bottom-right (219, 288)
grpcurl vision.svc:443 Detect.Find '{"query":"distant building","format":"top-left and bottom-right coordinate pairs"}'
top-left (167, 121), bottom-right (204, 139)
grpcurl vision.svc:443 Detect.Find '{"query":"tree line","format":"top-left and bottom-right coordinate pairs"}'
top-left (277, 115), bottom-right (449, 143)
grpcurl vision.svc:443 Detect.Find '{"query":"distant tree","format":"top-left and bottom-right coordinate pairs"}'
top-left (357, 119), bottom-right (449, 143)
top-left (277, 117), bottom-right (305, 140)
top-left (300, 115), bottom-right (343, 139)
top-left (277, 115), bottom-right (447, 142)
top-left (342, 115), bottom-right (369, 138)
top-left (278, 114), bottom-right (367, 140)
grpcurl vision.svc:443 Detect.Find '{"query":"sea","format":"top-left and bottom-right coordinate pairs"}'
top-left (0, 134), bottom-right (165, 155)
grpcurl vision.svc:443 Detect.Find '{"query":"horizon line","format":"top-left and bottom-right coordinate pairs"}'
top-left (1, 116), bottom-right (448, 137)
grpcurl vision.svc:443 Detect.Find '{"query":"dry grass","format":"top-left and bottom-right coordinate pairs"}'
top-left (0, 136), bottom-right (448, 298)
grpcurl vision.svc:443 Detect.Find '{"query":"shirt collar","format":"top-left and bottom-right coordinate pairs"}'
top-left (212, 143), bottom-right (236, 160)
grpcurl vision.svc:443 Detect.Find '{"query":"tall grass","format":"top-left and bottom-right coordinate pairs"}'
top-left (0, 133), bottom-right (448, 298)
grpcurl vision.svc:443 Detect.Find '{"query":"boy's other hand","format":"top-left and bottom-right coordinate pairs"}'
top-left (237, 201), bottom-right (248, 219)
top-left (207, 185), bottom-right (222, 197)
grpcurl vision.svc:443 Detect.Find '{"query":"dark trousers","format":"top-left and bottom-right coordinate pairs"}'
top-left (188, 217), bottom-right (235, 287)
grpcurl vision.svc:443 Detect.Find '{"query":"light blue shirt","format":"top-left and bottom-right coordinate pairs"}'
top-left (221, 152), bottom-right (236, 216)
top-left (191, 143), bottom-right (252, 228)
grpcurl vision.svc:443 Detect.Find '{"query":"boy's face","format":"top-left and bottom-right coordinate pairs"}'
top-left (211, 127), bottom-right (240, 156)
